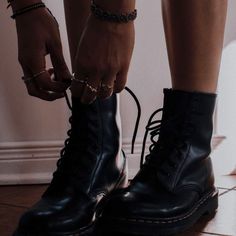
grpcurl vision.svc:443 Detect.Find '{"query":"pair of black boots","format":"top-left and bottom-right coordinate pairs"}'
top-left (14, 88), bottom-right (217, 236)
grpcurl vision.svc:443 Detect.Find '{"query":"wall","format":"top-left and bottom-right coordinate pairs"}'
top-left (0, 0), bottom-right (234, 184)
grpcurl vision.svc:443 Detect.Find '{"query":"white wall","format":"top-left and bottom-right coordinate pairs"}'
top-left (0, 0), bottom-right (70, 143)
top-left (0, 0), bottom-right (235, 184)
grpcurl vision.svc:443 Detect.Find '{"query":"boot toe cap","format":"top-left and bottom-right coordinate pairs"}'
top-left (102, 188), bottom-right (200, 220)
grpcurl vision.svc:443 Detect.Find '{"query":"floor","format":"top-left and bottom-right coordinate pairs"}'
top-left (0, 175), bottom-right (236, 236)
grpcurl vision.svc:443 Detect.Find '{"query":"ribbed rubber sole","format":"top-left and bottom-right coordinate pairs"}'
top-left (99, 189), bottom-right (218, 236)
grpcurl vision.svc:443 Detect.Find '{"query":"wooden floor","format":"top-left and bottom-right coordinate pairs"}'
top-left (0, 175), bottom-right (236, 236)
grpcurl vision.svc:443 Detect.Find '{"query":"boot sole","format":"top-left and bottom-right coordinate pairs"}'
top-left (13, 222), bottom-right (95, 236)
top-left (100, 188), bottom-right (218, 236)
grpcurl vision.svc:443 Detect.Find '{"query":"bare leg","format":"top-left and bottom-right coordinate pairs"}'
top-left (162, 0), bottom-right (228, 93)
top-left (64, 0), bottom-right (90, 71)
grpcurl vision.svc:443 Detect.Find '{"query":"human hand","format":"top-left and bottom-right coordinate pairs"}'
top-left (16, 7), bottom-right (72, 101)
top-left (71, 15), bottom-right (135, 104)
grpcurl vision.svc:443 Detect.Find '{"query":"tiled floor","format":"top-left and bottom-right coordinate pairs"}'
top-left (0, 175), bottom-right (236, 236)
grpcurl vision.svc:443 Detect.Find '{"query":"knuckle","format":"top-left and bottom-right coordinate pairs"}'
top-left (114, 83), bottom-right (125, 93)
top-left (114, 87), bottom-right (123, 93)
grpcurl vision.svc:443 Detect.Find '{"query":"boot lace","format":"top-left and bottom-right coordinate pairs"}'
top-left (54, 88), bottom-right (141, 178)
top-left (140, 108), bottom-right (195, 178)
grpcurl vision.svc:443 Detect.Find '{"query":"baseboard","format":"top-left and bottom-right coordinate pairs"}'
top-left (0, 135), bottom-right (225, 185)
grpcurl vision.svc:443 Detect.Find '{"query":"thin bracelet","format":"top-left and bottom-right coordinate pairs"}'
top-left (90, 0), bottom-right (137, 23)
top-left (11, 2), bottom-right (46, 19)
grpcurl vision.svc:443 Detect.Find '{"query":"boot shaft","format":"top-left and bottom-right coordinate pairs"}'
top-left (51, 94), bottom-right (125, 196)
top-left (161, 89), bottom-right (216, 155)
top-left (157, 89), bottom-right (217, 192)
top-left (71, 94), bottom-right (121, 153)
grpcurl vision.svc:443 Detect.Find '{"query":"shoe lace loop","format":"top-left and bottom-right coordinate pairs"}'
top-left (140, 108), bottom-right (163, 168)
top-left (55, 93), bottom-right (73, 173)
top-left (140, 107), bottom-right (194, 177)
top-left (55, 88), bottom-right (141, 175)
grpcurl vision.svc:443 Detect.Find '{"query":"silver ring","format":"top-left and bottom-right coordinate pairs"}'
top-left (32, 70), bottom-right (47, 78)
top-left (72, 73), bottom-right (88, 85)
top-left (22, 76), bottom-right (34, 84)
top-left (101, 83), bottom-right (113, 91)
top-left (86, 83), bottom-right (98, 93)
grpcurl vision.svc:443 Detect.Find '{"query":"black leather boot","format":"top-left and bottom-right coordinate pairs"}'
top-left (100, 89), bottom-right (218, 236)
top-left (14, 94), bottom-right (128, 236)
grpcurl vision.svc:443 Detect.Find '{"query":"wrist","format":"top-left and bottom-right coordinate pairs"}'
top-left (10, 0), bottom-right (43, 11)
top-left (91, 0), bottom-right (137, 24)
top-left (89, 14), bottom-right (134, 34)
top-left (94, 0), bottom-right (135, 13)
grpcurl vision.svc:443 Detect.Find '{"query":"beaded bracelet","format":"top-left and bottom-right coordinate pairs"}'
top-left (11, 2), bottom-right (46, 19)
top-left (90, 0), bottom-right (137, 23)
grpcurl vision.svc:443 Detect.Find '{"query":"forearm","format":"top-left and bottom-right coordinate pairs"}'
top-left (10, 0), bottom-right (43, 11)
top-left (64, 0), bottom-right (90, 70)
top-left (64, 0), bottom-right (136, 71)
top-left (95, 0), bottom-right (136, 12)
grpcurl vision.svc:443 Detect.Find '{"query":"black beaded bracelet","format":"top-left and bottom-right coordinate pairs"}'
top-left (11, 2), bottom-right (46, 19)
top-left (91, 0), bottom-right (137, 23)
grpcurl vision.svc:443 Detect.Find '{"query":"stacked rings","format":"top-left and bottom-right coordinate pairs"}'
top-left (72, 74), bottom-right (98, 93)
top-left (101, 83), bottom-right (113, 92)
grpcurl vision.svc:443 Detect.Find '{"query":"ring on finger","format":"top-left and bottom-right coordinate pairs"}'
top-left (22, 69), bottom-right (47, 84)
top-left (22, 76), bottom-right (34, 84)
top-left (86, 83), bottom-right (98, 93)
top-left (101, 83), bottom-right (113, 91)
top-left (72, 73), bottom-right (88, 85)
top-left (33, 70), bottom-right (47, 79)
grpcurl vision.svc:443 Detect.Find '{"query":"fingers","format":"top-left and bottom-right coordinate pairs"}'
top-left (114, 71), bottom-right (128, 93)
top-left (19, 47), bottom-right (72, 101)
top-left (21, 64), bottom-right (66, 101)
top-left (70, 69), bottom-right (128, 104)
top-left (49, 41), bottom-right (72, 85)
top-left (80, 75), bottom-right (100, 104)
top-left (34, 69), bottom-right (69, 93)
top-left (70, 73), bottom-right (87, 99)
top-left (98, 74), bottom-right (115, 99)
top-left (25, 80), bottom-right (64, 101)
